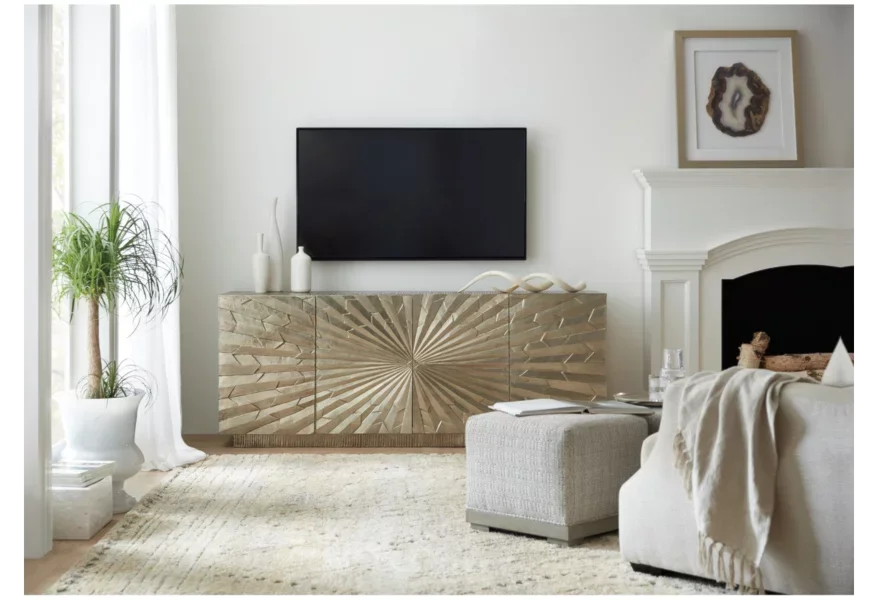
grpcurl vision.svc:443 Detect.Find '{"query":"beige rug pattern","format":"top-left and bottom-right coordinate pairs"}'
top-left (49, 453), bottom-right (725, 594)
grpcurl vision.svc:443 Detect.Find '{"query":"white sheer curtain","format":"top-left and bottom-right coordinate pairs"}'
top-left (118, 5), bottom-right (205, 470)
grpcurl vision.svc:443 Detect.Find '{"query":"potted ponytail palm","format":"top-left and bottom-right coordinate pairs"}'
top-left (52, 201), bottom-right (182, 512)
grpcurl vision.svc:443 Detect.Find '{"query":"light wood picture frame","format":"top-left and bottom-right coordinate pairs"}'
top-left (675, 30), bottom-right (803, 168)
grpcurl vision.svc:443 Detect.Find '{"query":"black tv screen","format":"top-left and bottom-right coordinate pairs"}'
top-left (296, 127), bottom-right (527, 260)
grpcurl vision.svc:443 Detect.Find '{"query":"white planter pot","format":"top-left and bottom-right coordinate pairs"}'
top-left (57, 391), bottom-right (145, 513)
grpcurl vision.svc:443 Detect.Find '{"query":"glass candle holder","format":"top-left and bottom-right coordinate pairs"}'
top-left (662, 348), bottom-right (686, 383)
top-left (648, 374), bottom-right (664, 403)
top-left (663, 348), bottom-right (684, 371)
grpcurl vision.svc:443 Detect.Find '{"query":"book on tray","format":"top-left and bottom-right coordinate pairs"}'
top-left (489, 399), bottom-right (654, 417)
top-left (51, 459), bottom-right (116, 488)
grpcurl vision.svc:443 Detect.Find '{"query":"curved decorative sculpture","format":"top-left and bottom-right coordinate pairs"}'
top-left (457, 271), bottom-right (587, 294)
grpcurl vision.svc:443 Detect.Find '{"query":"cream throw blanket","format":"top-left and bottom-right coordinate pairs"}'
top-left (671, 367), bottom-right (804, 593)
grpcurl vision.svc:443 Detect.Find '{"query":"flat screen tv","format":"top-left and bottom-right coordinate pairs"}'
top-left (296, 127), bottom-right (527, 260)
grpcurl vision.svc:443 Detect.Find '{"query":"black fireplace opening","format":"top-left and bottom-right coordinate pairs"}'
top-left (721, 265), bottom-right (853, 369)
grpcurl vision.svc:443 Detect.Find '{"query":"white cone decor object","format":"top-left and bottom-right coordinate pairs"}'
top-left (291, 246), bottom-right (312, 292)
top-left (821, 338), bottom-right (855, 388)
top-left (58, 391), bottom-right (145, 513)
top-left (266, 197), bottom-right (284, 292)
top-left (252, 233), bottom-right (270, 294)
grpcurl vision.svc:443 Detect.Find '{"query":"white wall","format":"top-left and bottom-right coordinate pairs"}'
top-left (176, 4), bottom-right (854, 433)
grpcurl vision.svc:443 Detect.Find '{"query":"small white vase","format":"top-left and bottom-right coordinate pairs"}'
top-left (57, 391), bottom-right (145, 513)
top-left (252, 233), bottom-right (270, 293)
top-left (266, 197), bottom-right (284, 292)
top-left (290, 246), bottom-right (312, 292)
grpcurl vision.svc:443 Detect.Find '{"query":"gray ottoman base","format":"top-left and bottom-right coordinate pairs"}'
top-left (467, 508), bottom-right (618, 547)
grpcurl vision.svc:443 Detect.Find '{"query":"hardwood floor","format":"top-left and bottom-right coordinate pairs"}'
top-left (24, 436), bottom-right (464, 594)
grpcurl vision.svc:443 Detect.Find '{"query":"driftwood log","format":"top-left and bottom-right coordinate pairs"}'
top-left (737, 330), bottom-right (852, 375)
top-left (789, 369), bottom-right (825, 382)
top-left (737, 332), bottom-right (771, 368)
top-left (763, 353), bottom-right (853, 372)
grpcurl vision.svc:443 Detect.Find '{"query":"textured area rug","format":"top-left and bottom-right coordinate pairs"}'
top-left (49, 454), bottom-right (724, 594)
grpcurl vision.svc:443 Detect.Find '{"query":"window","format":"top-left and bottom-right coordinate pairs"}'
top-left (51, 4), bottom-right (70, 446)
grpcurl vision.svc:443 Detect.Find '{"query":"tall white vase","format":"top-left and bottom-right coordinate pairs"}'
top-left (58, 391), bottom-right (145, 513)
top-left (290, 246), bottom-right (312, 292)
top-left (252, 233), bottom-right (270, 293)
top-left (266, 197), bottom-right (283, 292)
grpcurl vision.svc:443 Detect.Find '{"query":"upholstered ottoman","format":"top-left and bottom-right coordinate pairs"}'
top-left (465, 412), bottom-right (647, 546)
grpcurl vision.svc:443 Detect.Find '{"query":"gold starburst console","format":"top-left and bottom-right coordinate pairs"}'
top-left (219, 292), bottom-right (606, 447)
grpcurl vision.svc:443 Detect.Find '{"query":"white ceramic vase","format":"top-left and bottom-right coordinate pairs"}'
top-left (252, 233), bottom-right (270, 293)
top-left (290, 246), bottom-right (311, 292)
top-left (266, 197), bottom-right (283, 292)
top-left (58, 391), bottom-right (145, 513)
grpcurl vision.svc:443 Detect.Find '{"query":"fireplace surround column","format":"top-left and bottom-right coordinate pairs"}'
top-left (637, 251), bottom-right (707, 380)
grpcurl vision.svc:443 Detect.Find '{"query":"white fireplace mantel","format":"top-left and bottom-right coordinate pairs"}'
top-left (634, 168), bottom-right (854, 378)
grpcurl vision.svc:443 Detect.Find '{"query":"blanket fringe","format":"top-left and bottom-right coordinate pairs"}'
top-left (698, 527), bottom-right (764, 594)
top-left (673, 431), bottom-right (694, 498)
top-left (679, 432), bottom-right (765, 595)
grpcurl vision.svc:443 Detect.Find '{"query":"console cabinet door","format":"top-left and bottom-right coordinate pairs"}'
top-left (218, 295), bottom-right (316, 434)
top-left (509, 293), bottom-right (607, 401)
top-left (411, 294), bottom-right (509, 433)
top-left (315, 295), bottom-right (414, 434)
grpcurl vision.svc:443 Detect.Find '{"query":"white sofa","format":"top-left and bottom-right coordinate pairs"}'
top-left (619, 381), bottom-right (854, 594)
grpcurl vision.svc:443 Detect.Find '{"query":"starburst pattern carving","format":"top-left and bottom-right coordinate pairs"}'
top-left (509, 294), bottom-right (607, 401)
top-left (411, 294), bottom-right (509, 433)
top-left (218, 295), bottom-right (315, 434)
top-left (313, 294), bottom-right (510, 435)
top-left (220, 292), bottom-right (607, 444)
top-left (315, 295), bottom-right (413, 434)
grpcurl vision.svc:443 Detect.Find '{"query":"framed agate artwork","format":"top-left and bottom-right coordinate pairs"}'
top-left (675, 30), bottom-right (802, 168)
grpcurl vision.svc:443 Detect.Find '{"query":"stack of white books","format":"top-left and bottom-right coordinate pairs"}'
top-left (51, 460), bottom-right (116, 488)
